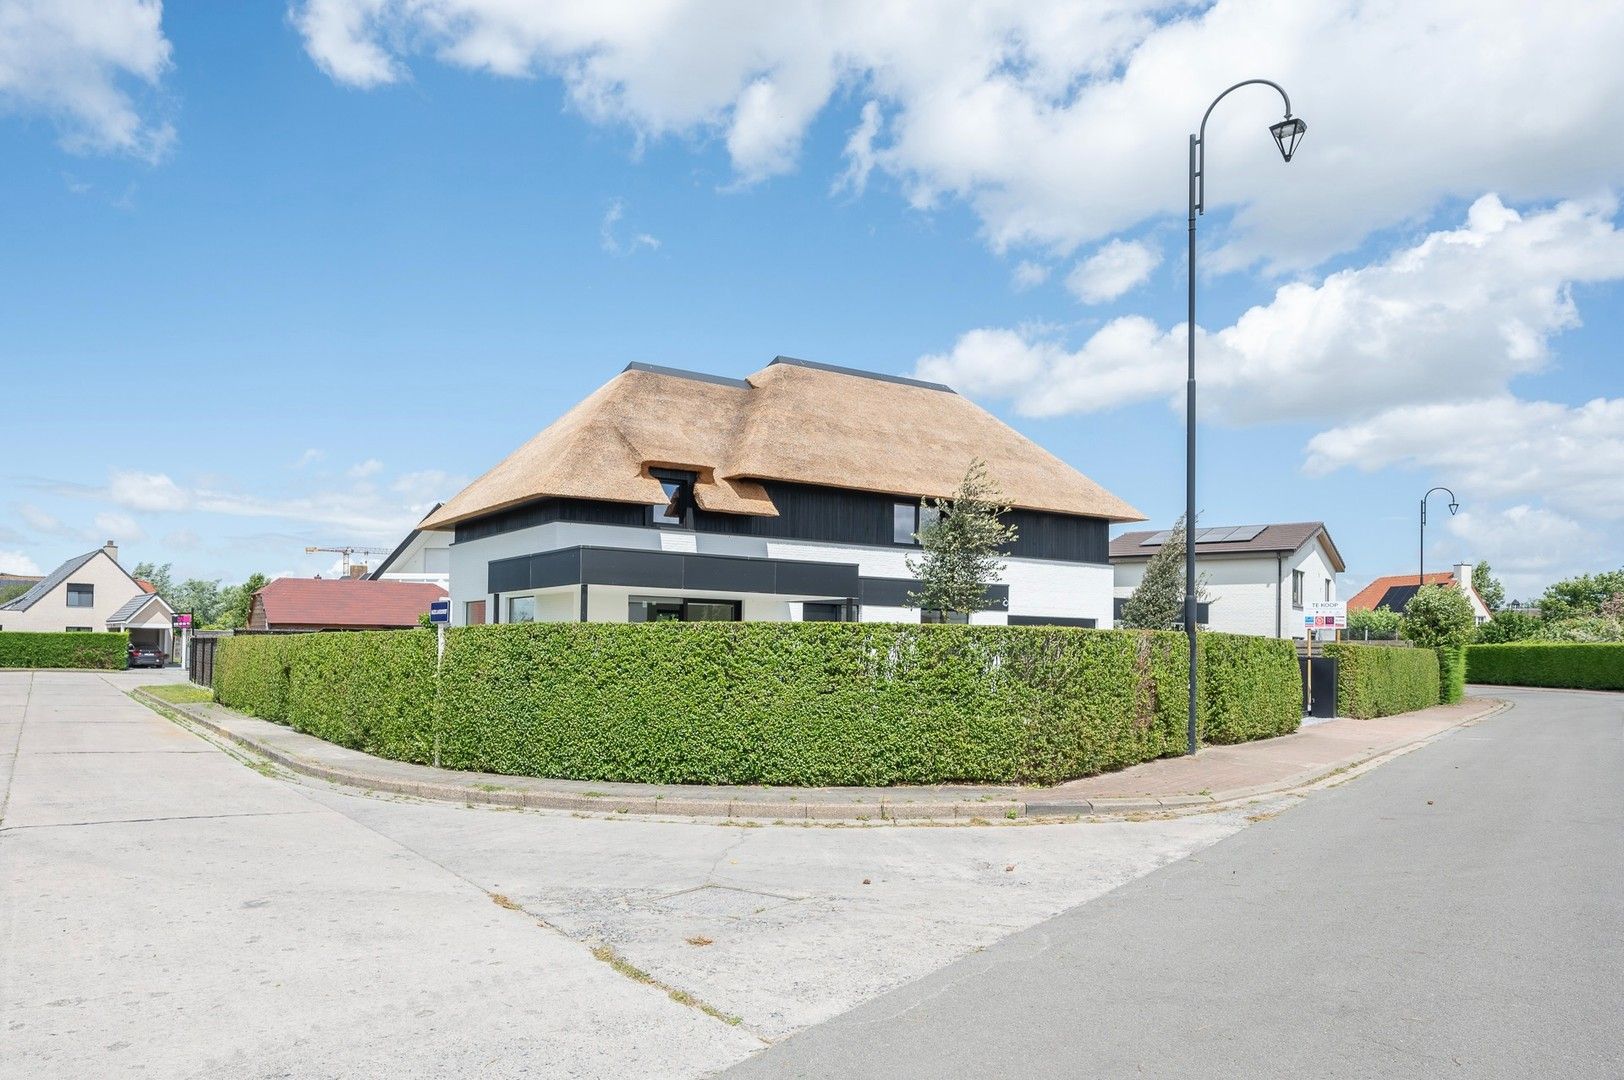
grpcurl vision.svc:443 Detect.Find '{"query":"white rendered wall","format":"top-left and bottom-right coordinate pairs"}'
top-left (450, 520), bottom-right (1110, 626)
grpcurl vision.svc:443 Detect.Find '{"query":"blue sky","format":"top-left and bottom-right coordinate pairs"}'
top-left (3, 1), bottom-right (1622, 600)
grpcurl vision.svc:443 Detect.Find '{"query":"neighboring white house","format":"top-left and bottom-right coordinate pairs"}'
top-left (421, 357), bottom-right (1144, 628)
top-left (1111, 522), bottom-right (1345, 640)
top-left (1347, 563), bottom-right (1492, 624)
top-left (0, 541), bottom-right (177, 653)
top-left (368, 503), bottom-right (452, 588)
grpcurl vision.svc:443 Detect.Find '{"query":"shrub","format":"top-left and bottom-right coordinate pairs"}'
top-left (1400, 585), bottom-right (1475, 649)
top-left (1474, 608), bottom-right (1541, 644)
top-left (1466, 643), bottom-right (1624, 691)
top-left (1533, 616), bottom-right (1624, 643)
top-left (0, 631), bottom-right (128, 670)
top-left (1347, 606), bottom-right (1402, 641)
top-left (1438, 645), bottom-right (1466, 704)
top-left (1320, 642), bottom-right (1440, 719)
top-left (217, 623), bottom-right (1301, 787)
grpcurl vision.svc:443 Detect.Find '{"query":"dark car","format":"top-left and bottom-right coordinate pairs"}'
top-left (127, 643), bottom-right (168, 669)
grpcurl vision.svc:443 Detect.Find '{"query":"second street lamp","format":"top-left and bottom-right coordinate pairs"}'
top-left (1420, 486), bottom-right (1460, 586)
top-left (1183, 80), bottom-right (1305, 757)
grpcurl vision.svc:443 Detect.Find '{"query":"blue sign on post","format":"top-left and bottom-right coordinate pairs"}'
top-left (429, 599), bottom-right (451, 625)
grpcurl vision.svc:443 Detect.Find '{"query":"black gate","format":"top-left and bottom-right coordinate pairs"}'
top-left (1299, 656), bottom-right (1337, 718)
top-left (188, 636), bottom-right (219, 689)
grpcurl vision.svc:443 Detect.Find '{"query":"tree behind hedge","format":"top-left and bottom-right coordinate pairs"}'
top-left (1400, 584), bottom-right (1475, 648)
top-left (1472, 561), bottom-right (1505, 612)
top-left (1120, 515), bottom-right (1208, 630)
top-left (906, 459), bottom-right (1018, 616)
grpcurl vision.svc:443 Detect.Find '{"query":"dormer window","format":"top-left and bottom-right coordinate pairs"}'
top-left (650, 469), bottom-right (695, 528)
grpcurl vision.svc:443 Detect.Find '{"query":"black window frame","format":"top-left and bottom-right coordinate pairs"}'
top-left (627, 596), bottom-right (742, 623)
top-left (921, 609), bottom-right (969, 624)
top-left (66, 583), bottom-right (94, 608)
top-left (649, 468), bottom-right (697, 530)
top-left (892, 502), bottom-right (943, 546)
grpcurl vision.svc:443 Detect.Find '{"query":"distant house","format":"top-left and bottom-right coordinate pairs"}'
top-left (1110, 522), bottom-right (1345, 640)
top-left (1348, 563), bottom-right (1491, 624)
top-left (368, 503), bottom-right (452, 588)
top-left (0, 541), bottom-right (177, 653)
top-left (247, 577), bottom-right (448, 632)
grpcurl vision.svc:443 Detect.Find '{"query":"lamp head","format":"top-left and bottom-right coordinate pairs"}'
top-left (1270, 116), bottom-right (1307, 162)
top-left (1448, 501), bottom-right (1460, 515)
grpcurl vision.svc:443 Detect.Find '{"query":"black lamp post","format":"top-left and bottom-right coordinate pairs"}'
top-left (1184, 80), bottom-right (1305, 757)
top-left (1420, 486), bottom-right (1460, 585)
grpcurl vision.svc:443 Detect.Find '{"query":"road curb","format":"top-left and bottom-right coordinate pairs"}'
top-left (131, 689), bottom-right (1506, 825)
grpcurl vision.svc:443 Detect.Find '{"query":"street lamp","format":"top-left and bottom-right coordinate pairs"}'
top-left (1420, 486), bottom-right (1460, 585)
top-left (1184, 80), bottom-right (1305, 757)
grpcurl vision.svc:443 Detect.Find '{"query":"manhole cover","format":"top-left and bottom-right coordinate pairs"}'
top-left (649, 885), bottom-right (799, 918)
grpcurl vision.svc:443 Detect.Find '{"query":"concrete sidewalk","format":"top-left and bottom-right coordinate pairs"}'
top-left (136, 689), bottom-right (1501, 822)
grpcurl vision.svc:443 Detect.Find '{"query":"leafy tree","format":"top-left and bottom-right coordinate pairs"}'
top-left (1538, 568), bottom-right (1624, 622)
top-left (1400, 584), bottom-right (1476, 648)
top-left (1471, 561), bottom-right (1505, 612)
top-left (906, 459), bottom-right (1019, 617)
top-left (1533, 615), bottom-right (1624, 643)
top-left (172, 578), bottom-right (226, 626)
top-left (1120, 515), bottom-right (1210, 630)
top-left (1347, 605), bottom-right (1402, 641)
top-left (220, 572), bottom-right (267, 629)
top-left (130, 561), bottom-right (175, 600)
top-left (1473, 607), bottom-right (1541, 644)
top-left (0, 581), bottom-right (29, 604)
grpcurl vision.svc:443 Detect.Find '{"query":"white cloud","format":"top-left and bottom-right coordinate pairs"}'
top-left (94, 511), bottom-right (144, 542)
top-left (1445, 506), bottom-right (1604, 603)
top-left (1066, 238), bottom-right (1160, 303)
top-left (1010, 260), bottom-right (1050, 290)
top-left (0, 549), bottom-right (41, 575)
top-left (296, 448), bottom-right (325, 467)
top-left (392, 469), bottom-right (467, 511)
top-left (0, 0), bottom-right (174, 159)
top-left (917, 195), bottom-right (1624, 422)
top-left (108, 469), bottom-right (190, 511)
top-left (292, 1), bottom-right (1624, 265)
top-left (347, 458), bottom-right (384, 479)
top-left (18, 504), bottom-right (66, 534)
top-left (599, 198), bottom-right (660, 256)
top-left (1304, 397), bottom-right (1624, 522)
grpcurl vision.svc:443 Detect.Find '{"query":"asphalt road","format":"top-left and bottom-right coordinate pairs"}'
top-left (722, 687), bottom-right (1624, 1079)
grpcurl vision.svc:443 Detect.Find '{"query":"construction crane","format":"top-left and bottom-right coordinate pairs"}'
top-left (304, 545), bottom-right (390, 578)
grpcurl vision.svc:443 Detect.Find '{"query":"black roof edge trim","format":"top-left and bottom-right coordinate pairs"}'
top-left (768, 356), bottom-right (955, 393)
top-left (622, 362), bottom-right (752, 389)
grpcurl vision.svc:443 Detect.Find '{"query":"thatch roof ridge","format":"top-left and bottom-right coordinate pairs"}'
top-left (420, 359), bottom-right (1143, 529)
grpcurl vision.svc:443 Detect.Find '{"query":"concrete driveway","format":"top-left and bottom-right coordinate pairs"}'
top-left (1, 669), bottom-right (1390, 1077)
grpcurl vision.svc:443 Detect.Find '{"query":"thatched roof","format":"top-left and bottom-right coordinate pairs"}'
top-left (421, 357), bottom-right (1143, 529)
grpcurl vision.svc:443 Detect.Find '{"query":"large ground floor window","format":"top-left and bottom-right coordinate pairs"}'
top-left (628, 597), bottom-right (742, 623)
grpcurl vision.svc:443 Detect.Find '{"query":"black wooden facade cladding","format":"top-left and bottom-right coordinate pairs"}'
top-left (456, 481), bottom-right (1110, 564)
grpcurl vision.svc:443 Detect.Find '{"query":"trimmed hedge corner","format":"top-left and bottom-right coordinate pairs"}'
top-left (1438, 645), bottom-right (1467, 704)
top-left (214, 623), bottom-right (1302, 787)
top-left (1466, 642), bottom-right (1624, 691)
top-left (1320, 642), bottom-right (1440, 719)
top-left (0, 631), bottom-right (128, 670)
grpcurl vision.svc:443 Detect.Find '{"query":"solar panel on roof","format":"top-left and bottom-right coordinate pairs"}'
top-left (1140, 531), bottom-right (1173, 546)
top-left (1228, 524), bottom-right (1266, 541)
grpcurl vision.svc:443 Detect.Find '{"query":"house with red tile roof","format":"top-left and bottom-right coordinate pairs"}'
top-left (247, 577), bottom-right (448, 632)
top-left (1347, 562), bottom-right (1490, 624)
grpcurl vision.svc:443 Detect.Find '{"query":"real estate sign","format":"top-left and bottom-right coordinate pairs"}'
top-left (1304, 601), bottom-right (1347, 630)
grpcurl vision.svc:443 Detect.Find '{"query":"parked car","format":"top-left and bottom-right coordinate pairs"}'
top-left (127, 643), bottom-right (167, 669)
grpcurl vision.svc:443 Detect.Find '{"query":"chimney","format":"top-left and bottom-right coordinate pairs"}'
top-left (1453, 561), bottom-right (1473, 589)
top-left (102, 539), bottom-right (119, 565)
top-left (348, 563), bottom-right (369, 579)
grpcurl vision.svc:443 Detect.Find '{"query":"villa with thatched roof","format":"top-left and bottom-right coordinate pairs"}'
top-left (425, 356), bottom-right (1143, 627)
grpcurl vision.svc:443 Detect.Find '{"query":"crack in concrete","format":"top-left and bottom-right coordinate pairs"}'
top-left (0, 809), bottom-right (325, 833)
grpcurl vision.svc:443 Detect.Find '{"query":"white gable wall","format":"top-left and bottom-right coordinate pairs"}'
top-left (1113, 534), bottom-right (1339, 640)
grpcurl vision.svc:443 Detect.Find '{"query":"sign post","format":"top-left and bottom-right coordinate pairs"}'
top-left (428, 599), bottom-right (451, 768)
top-left (1301, 602), bottom-right (1346, 716)
top-left (173, 611), bottom-right (193, 672)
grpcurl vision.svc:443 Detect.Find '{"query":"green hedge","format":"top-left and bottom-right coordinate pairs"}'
top-left (0, 631), bottom-right (128, 670)
top-left (1319, 643), bottom-right (1440, 719)
top-left (214, 624), bottom-right (1301, 787)
top-left (1466, 643), bottom-right (1624, 691)
top-left (1438, 646), bottom-right (1467, 704)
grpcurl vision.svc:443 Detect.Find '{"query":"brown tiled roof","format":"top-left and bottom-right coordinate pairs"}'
top-left (137, 578), bottom-right (157, 594)
top-left (253, 577), bottom-right (447, 629)
top-left (420, 358), bottom-right (1144, 529)
top-left (1110, 521), bottom-right (1345, 572)
top-left (1347, 572), bottom-right (1455, 612)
